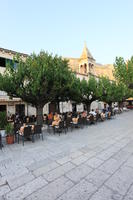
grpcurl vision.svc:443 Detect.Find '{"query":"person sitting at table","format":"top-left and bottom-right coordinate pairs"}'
top-left (19, 123), bottom-right (34, 135)
top-left (100, 110), bottom-right (106, 121)
top-left (81, 111), bottom-right (87, 118)
top-left (72, 114), bottom-right (79, 124)
top-left (89, 109), bottom-right (96, 116)
top-left (19, 123), bottom-right (26, 135)
top-left (67, 112), bottom-right (72, 119)
top-left (52, 112), bottom-right (61, 126)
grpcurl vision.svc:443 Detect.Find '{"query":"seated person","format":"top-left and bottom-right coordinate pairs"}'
top-left (95, 108), bottom-right (99, 114)
top-left (19, 123), bottom-right (34, 135)
top-left (89, 109), bottom-right (96, 116)
top-left (48, 112), bottom-right (53, 120)
top-left (107, 111), bottom-right (111, 118)
top-left (100, 111), bottom-right (106, 121)
top-left (67, 112), bottom-right (72, 118)
top-left (19, 123), bottom-right (26, 135)
top-left (81, 111), bottom-right (87, 118)
top-left (43, 114), bottom-right (48, 124)
top-left (72, 114), bottom-right (79, 124)
top-left (52, 113), bottom-right (61, 126)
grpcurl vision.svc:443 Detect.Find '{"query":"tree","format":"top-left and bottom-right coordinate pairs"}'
top-left (114, 56), bottom-right (133, 88)
top-left (0, 51), bottom-right (73, 125)
top-left (98, 76), bottom-right (129, 107)
top-left (80, 77), bottom-right (99, 113)
top-left (51, 71), bottom-right (80, 112)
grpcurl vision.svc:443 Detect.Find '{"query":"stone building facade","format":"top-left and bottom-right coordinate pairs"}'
top-left (0, 44), bottom-right (114, 116)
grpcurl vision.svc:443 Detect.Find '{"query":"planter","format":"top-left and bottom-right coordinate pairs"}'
top-left (6, 135), bottom-right (14, 144)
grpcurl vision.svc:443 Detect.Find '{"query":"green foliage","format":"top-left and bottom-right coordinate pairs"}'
top-left (0, 112), bottom-right (7, 129)
top-left (98, 76), bottom-right (129, 104)
top-left (0, 52), bottom-right (74, 107)
top-left (69, 76), bottom-right (81, 103)
top-left (80, 77), bottom-right (99, 104)
top-left (5, 123), bottom-right (14, 136)
top-left (114, 56), bottom-right (133, 87)
top-left (0, 51), bottom-right (75, 125)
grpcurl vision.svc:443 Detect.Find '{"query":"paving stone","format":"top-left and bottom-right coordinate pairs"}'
top-left (56, 156), bottom-right (72, 165)
top-left (105, 165), bottom-right (133, 195)
top-left (112, 150), bottom-right (131, 163)
top-left (0, 177), bottom-right (7, 186)
top-left (123, 142), bottom-right (133, 153)
top-left (7, 172), bottom-right (35, 190)
top-left (0, 165), bottom-right (29, 179)
top-left (90, 185), bottom-right (123, 200)
top-left (25, 176), bottom-right (74, 200)
top-left (124, 155), bottom-right (133, 168)
top-left (69, 150), bottom-right (83, 159)
top-left (96, 146), bottom-right (121, 161)
top-left (5, 176), bottom-right (48, 200)
top-left (85, 168), bottom-right (110, 187)
top-left (33, 161), bottom-right (59, 177)
top-left (98, 158), bottom-right (122, 174)
top-left (123, 184), bottom-right (133, 200)
top-left (0, 185), bottom-right (10, 196)
top-left (57, 179), bottom-right (97, 200)
top-left (27, 158), bottom-right (52, 171)
top-left (85, 157), bottom-right (104, 168)
top-left (84, 150), bottom-right (97, 159)
top-left (65, 163), bottom-right (93, 183)
top-left (79, 146), bottom-right (92, 153)
top-left (56, 150), bottom-right (83, 165)
top-left (0, 196), bottom-right (4, 200)
top-left (71, 155), bottom-right (89, 165)
top-left (43, 162), bottom-right (75, 182)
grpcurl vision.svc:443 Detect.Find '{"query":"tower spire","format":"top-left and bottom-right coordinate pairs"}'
top-left (80, 42), bottom-right (95, 61)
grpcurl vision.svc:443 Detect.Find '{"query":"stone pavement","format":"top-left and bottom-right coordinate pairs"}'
top-left (0, 111), bottom-right (133, 200)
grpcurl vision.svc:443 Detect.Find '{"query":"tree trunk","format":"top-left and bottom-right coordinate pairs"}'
top-left (108, 102), bottom-right (112, 107)
top-left (56, 101), bottom-right (60, 113)
top-left (86, 103), bottom-right (91, 114)
top-left (36, 105), bottom-right (43, 125)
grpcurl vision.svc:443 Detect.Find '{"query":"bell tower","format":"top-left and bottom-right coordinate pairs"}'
top-left (79, 43), bottom-right (95, 75)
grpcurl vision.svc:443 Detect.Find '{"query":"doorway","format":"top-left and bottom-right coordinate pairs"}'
top-left (15, 104), bottom-right (25, 117)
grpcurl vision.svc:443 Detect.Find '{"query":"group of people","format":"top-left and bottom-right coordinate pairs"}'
top-left (8, 105), bottom-right (114, 136)
top-left (44, 106), bottom-right (113, 128)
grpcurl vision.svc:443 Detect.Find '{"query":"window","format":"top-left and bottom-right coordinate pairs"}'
top-left (6, 59), bottom-right (18, 69)
top-left (0, 57), bottom-right (6, 67)
top-left (84, 64), bottom-right (87, 73)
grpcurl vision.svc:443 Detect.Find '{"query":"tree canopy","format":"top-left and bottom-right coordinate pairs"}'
top-left (114, 56), bottom-right (133, 88)
top-left (0, 51), bottom-right (74, 124)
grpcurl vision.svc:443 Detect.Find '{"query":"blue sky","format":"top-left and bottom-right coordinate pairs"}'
top-left (0, 0), bottom-right (133, 64)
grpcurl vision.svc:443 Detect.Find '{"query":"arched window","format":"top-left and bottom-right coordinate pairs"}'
top-left (84, 64), bottom-right (87, 73)
top-left (80, 65), bottom-right (83, 74)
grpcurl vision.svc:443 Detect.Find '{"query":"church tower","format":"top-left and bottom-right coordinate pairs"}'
top-left (79, 43), bottom-right (95, 76)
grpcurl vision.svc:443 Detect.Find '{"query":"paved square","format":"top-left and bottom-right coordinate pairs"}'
top-left (0, 111), bottom-right (133, 199)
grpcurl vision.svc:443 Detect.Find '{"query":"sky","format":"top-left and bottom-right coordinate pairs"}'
top-left (0, 0), bottom-right (133, 64)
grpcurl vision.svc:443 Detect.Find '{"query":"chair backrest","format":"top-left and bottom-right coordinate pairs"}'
top-left (96, 113), bottom-right (99, 121)
top-left (23, 126), bottom-right (32, 137)
top-left (34, 125), bottom-right (42, 134)
top-left (58, 121), bottom-right (64, 129)
top-left (65, 117), bottom-right (72, 127)
top-left (48, 119), bottom-right (52, 125)
top-left (78, 117), bottom-right (82, 124)
top-left (89, 115), bottom-right (94, 122)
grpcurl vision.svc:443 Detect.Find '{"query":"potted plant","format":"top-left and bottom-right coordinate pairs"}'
top-left (5, 123), bottom-right (14, 144)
